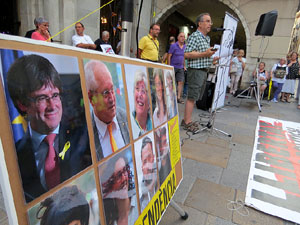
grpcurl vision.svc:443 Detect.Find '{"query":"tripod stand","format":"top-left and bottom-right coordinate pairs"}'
top-left (235, 36), bottom-right (266, 112)
top-left (236, 80), bottom-right (262, 112)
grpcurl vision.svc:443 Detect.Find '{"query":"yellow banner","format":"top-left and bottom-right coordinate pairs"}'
top-left (135, 169), bottom-right (177, 225)
top-left (168, 115), bottom-right (181, 168)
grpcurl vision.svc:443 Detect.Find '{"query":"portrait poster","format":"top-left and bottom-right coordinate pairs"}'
top-left (98, 147), bottom-right (138, 225)
top-left (27, 169), bottom-right (98, 225)
top-left (82, 59), bottom-right (129, 161)
top-left (246, 116), bottom-right (300, 224)
top-left (134, 132), bottom-right (158, 212)
top-left (0, 34), bottom-right (183, 225)
top-left (0, 49), bottom-right (92, 204)
top-left (211, 12), bottom-right (238, 111)
top-left (163, 69), bottom-right (177, 120)
top-left (124, 64), bottom-right (153, 140)
top-left (154, 124), bottom-right (172, 186)
top-left (148, 67), bottom-right (167, 128)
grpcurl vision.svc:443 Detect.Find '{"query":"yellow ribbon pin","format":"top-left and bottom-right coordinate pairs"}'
top-left (59, 141), bottom-right (70, 160)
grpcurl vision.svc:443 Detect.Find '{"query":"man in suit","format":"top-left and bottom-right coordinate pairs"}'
top-left (85, 60), bottom-right (130, 160)
top-left (7, 54), bottom-right (91, 202)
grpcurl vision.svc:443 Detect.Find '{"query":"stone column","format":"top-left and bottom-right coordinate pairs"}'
top-left (44, 0), bottom-right (61, 42)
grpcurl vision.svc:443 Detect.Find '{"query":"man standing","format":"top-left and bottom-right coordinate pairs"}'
top-left (138, 23), bottom-right (161, 62)
top-left (182, 13), bottom-right (218, 134)
top-left (72, 22), bottom-right (96, 50)
top-left (7, 54), bottom-right (91, 202)
top-left (84, 60), bottom-right (130, 160)
top-left (139, 136), bottom-right (157, 211)
top-left (168, 32), bottom-right (186, 103)
top-left (94, 31), bottom-right (114, 53)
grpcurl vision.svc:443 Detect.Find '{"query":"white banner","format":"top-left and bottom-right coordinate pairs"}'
top-left (211, 12), bottom-right (238, 111)
top-left (246, 116), bottom-right (300, 224)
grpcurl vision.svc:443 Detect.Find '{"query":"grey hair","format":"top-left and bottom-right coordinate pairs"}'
top-left (35, 17), bottom-right (48, 25)
top-left (102, 30), bottom-right (109, 38)
top-left (134, 70), bottom-right (148, 92)
top-left (84, 60), bottom-right (110, 91)
top-left (195, 13), bottom-right (210, 27)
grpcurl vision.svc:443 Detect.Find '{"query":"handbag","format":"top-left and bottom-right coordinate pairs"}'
top-left (230, 64), bottom-right (237, 74)
top-left (274, 66), bottom-right (286, 79)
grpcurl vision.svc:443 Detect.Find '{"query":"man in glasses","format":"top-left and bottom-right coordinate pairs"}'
top-left (85, 60), bottom-right (130, 160)
top-left (182, 13), bottom-right (219, 134)
top-left (138, 23), bottom-right (161, 62)
top-left (139, 136), bottom-right (158, 211)
top-left (7, 54), bottom-right (91, 202)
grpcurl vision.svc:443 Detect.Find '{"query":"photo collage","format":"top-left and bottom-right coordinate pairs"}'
top-left (0, 48), bottom-right (180, 225)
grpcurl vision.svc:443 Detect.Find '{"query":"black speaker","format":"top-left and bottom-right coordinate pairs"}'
top-left (255, 10), bottom-right (278, 36)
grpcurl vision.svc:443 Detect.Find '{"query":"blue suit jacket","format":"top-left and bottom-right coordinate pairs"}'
top-left (16, 121), bottom-right (91, 203)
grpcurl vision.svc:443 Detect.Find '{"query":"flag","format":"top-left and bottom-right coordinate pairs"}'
top-left (0, 49), bottom-right (26, 143)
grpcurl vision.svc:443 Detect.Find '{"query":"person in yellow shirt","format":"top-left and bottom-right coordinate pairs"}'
top-left (138, 24), bottom-right (161, 62)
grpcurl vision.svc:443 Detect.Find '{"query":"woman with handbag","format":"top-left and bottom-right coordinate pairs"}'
top-left (270, 58), bottom-right (288, 102)
top-left (230, 49), bottom-right (246, 95)
top-left (281, 52), bottom-right (300, 102)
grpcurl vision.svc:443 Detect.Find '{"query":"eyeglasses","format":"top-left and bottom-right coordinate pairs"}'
top-left (93, 88), bottom-right (114, 99)
top-left (154, 82), bottom-right (162, 88)
top-left (113, 165), bottom-right (130, 181)
top-left (201, 20), bottom-right (213, 25)
top-left (135, 87), bottom-right (147, 95)
top-left (29, 93), bottom-right (61, 106)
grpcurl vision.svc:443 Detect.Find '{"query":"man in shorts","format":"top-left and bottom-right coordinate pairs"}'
top-left (182, 13), bottom-right (219, 134)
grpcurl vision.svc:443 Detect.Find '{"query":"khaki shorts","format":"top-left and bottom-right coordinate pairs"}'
top-left (187, 68), bottom-right (207, 101)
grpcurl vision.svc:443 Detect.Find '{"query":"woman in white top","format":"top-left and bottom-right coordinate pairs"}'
top-left (230, 49), bottom-right (246, 95)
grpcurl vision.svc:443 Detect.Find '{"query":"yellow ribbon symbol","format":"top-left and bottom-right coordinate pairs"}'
top-left (59, 141), bottom-right (70, 160)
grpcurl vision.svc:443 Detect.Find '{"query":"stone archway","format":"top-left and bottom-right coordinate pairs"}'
top-left (155, 0), bottom-right (250, 54)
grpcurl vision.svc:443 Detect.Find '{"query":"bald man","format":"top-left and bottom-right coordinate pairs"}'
top-left (85, 60), bottom-right (130, 160)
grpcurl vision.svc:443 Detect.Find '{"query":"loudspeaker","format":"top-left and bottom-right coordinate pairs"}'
top-left (255, 10), bottom-right (278, 36)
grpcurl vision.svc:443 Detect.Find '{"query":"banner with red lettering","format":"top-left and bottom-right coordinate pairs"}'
top-left (246, 116), bottom-right (300, 224)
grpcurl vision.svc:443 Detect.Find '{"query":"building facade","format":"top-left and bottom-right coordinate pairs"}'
top-left (16, 0), bottom-right (300, 87)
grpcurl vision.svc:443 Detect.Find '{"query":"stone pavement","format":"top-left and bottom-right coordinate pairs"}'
top-left (0, 94), bottom-right (299, 225)
top-left (160, 94), bottom-right (300, 225)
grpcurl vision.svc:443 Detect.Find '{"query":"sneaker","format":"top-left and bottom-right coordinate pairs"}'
top-left (271, 98), bottom-right (278, 103)
top-left (181, 120), bottom-right (200, 134)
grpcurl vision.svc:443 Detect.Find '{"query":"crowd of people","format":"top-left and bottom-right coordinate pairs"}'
top-left (250, 52), bottom-right (300, 110)
top-left (25, 15), bottom-right (300, 127)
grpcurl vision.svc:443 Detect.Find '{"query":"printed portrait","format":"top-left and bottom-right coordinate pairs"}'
top-left (98, 147), bottom-right (138, 225)
top-left (148, 68), bottom-right (167, 128)
top-left (83, 59), bottom-right (129, 161)
top-left (163, 69), bottom-right (178, 119)
top-left (154, 124), bottom-right (172, 185)
top-left (134, 132), bottom-right (158, 212)
top-left (124, 64), bottom-right (152, 140)
top-left (27, 170), bottom-right (99, 225)
top-left (0, 49), bottom-right (92, 203)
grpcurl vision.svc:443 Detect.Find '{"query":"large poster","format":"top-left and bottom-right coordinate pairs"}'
top-left (0, 34), bottom-right (183, 225)
top-left (246, 116), bottom-right (300, 224)
top-left (211, 12), bottom-right (238, 111)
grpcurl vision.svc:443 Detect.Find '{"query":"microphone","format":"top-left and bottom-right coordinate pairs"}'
top-left (212, 27), bottom-right (226, 32)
